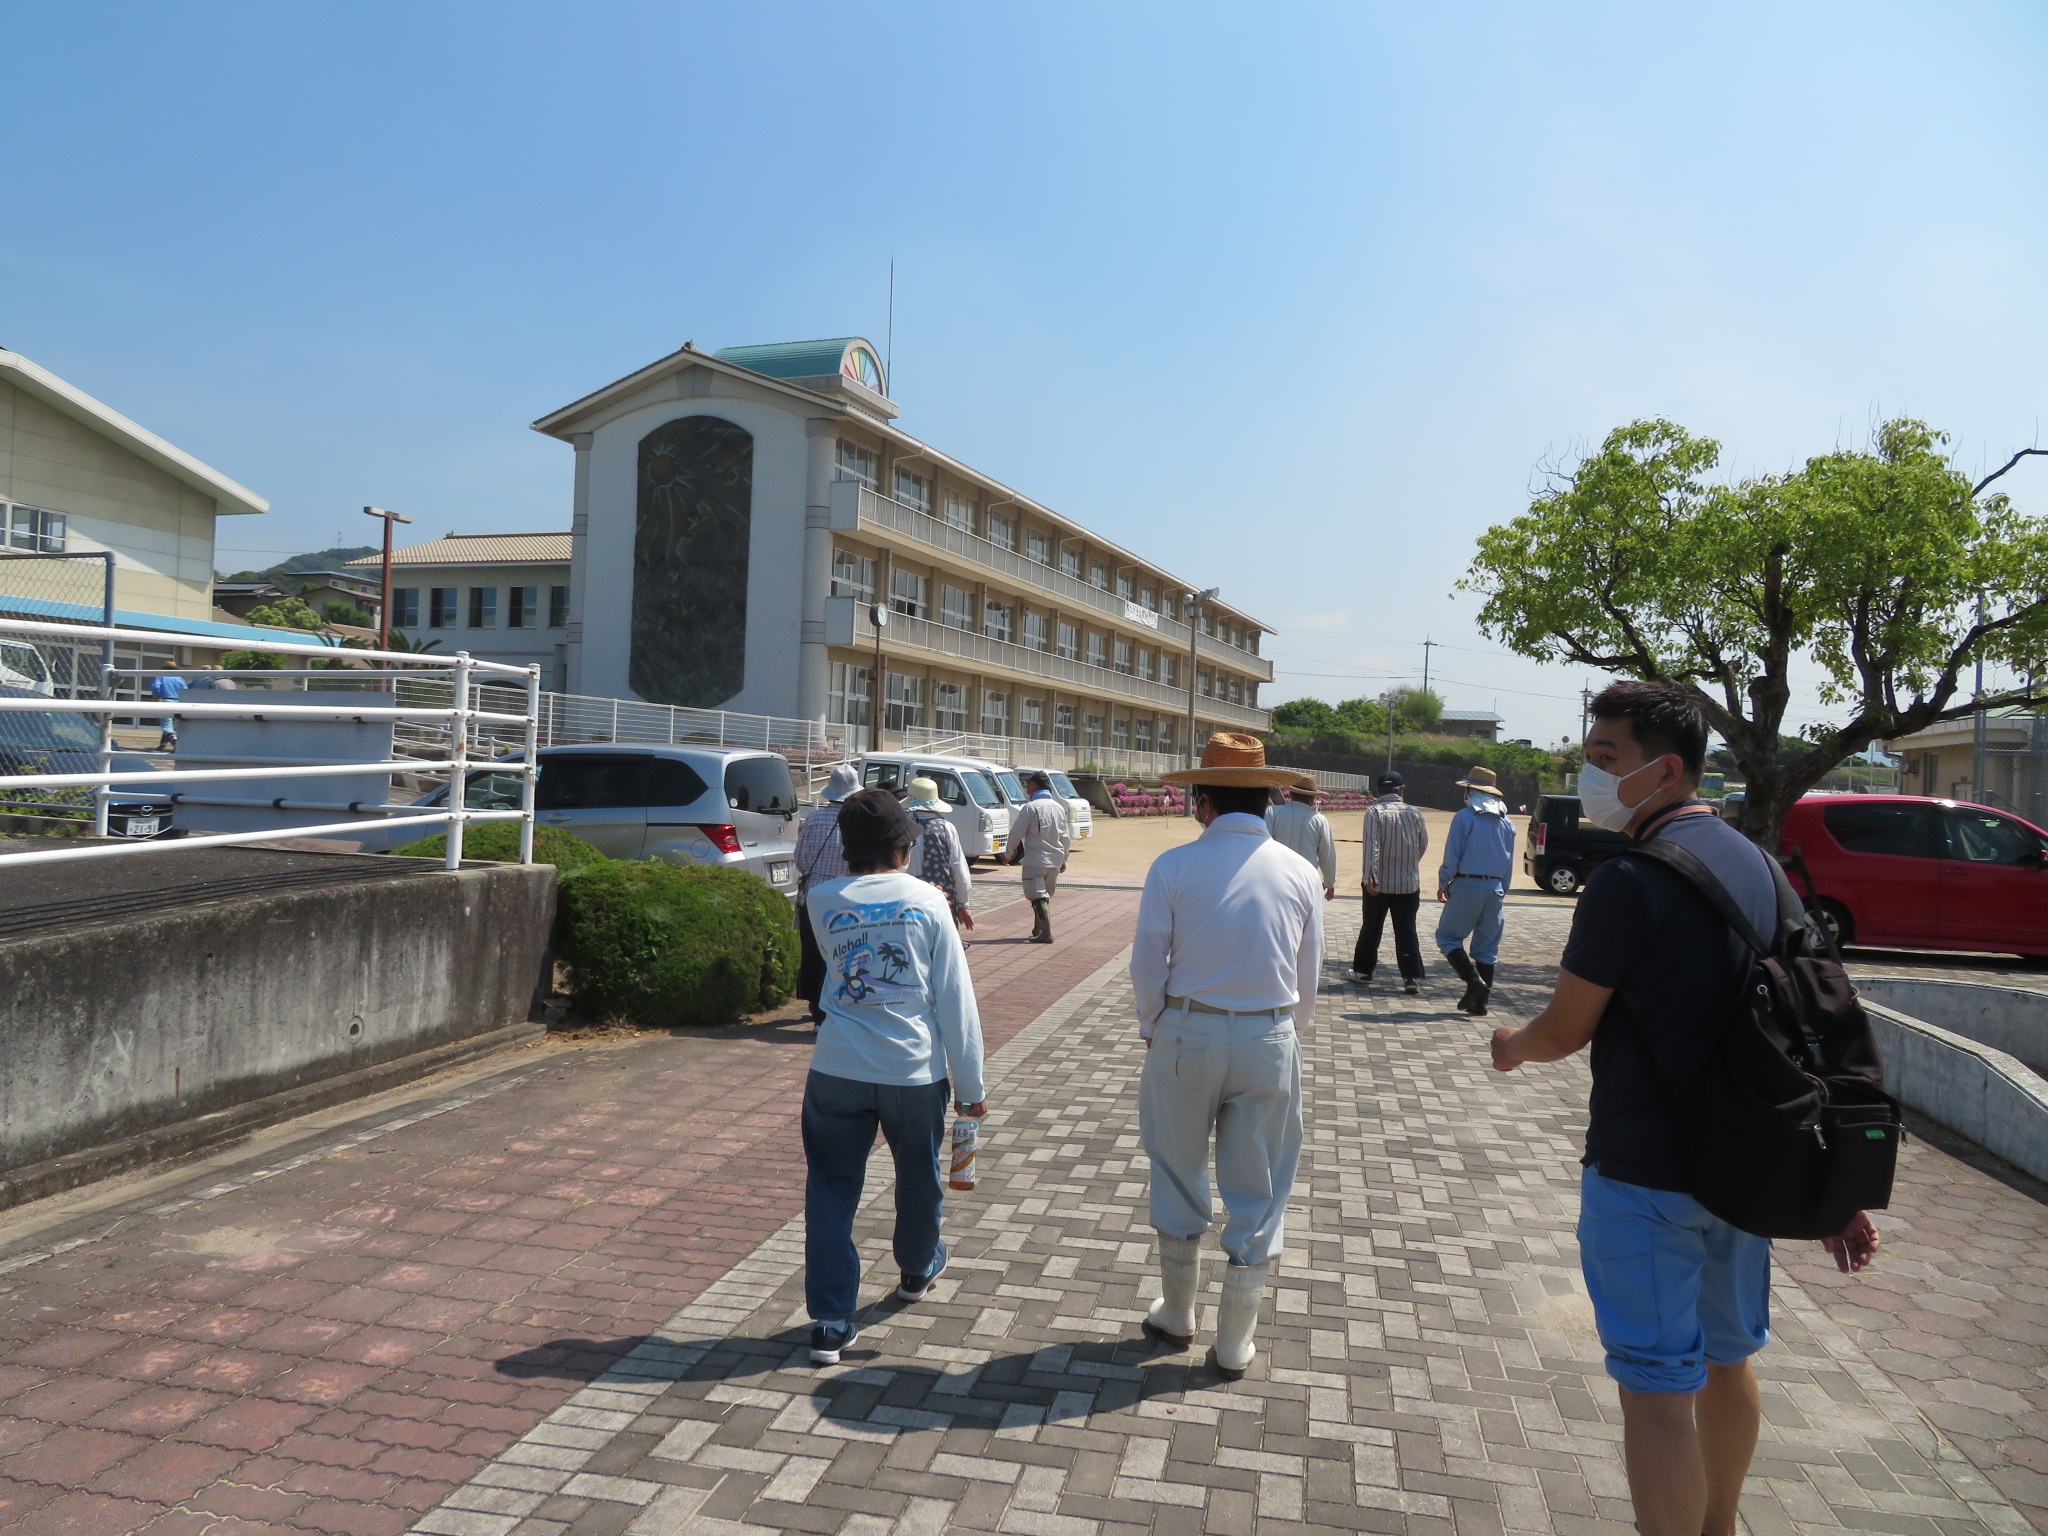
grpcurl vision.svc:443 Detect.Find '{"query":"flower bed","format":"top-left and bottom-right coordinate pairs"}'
top-left (1107, 780), bottom-right (1187, 817)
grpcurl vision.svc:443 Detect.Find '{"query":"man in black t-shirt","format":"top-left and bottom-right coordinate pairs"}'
top-left (1488, 681), bottom-right (1879, 1536)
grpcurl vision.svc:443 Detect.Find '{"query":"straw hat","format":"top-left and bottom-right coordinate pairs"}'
top-left (1162, 732), bottom-right (1316, 789)
top-left (1455, 765), bottom-right (1499, 790)
top-left (906, 776), bottom-right (944, 807)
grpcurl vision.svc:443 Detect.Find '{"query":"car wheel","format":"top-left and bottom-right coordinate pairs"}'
top-left (1808, 899), bottom-right (1852, 953)
top-left (1543, 863), bottom-right (1583, 896)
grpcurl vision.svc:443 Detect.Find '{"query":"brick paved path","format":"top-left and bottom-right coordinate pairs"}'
top-left (399, 896), bottom-right (2038, 1536)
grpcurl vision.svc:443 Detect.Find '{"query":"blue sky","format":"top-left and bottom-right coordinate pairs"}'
top-left (5, 2), bottom-right (2044, 744)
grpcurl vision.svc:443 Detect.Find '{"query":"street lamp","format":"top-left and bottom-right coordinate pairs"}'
top-left (1183, 586), bottom-right (1220, 772)
top-left (870, 600), bottom-right (889, 754)
top-left (362, 506), bottom-right (413, 651)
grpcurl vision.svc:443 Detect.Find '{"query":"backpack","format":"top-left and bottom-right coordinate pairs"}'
top-left (1624, 838), bottom-right (1901, 1240)
top-left (910, 809), bottom-right (960, 909)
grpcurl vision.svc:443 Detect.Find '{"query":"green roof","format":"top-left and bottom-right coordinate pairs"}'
top-left (712, 337), bottom-right (887, 395)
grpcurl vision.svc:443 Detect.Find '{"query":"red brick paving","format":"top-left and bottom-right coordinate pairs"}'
top-left (0, 888), bottom-right (1138, 1536)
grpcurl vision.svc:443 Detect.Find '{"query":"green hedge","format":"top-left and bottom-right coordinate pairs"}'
top-left (557, 860), bottom-right (797, 1026)
top-left (393, 821), bottom-right (610, 870)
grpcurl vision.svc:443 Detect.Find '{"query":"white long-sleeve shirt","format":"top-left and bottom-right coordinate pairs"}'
top-left (1264, 800), bottom-right (1336, 889)
top-left (1130, 813), bottom-right (1325, 1039)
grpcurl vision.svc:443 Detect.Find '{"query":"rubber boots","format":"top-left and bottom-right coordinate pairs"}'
top-left (1029, 898), bottom-right (1054, 944)
top-left (1142, 1233), bottom-right (1201, 1347)
top-left (1211, 1261), bottom-right (1270, 1380)
top-left (1446, 947), bottom-right (1490, 1016)
top-left (1477, 961), bottom-right (1496, 1006)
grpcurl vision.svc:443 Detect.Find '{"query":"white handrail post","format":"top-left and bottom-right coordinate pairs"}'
top-left (93, 686), bottom-right (113, 838)
top-left (519, 664), bottom-right (539, 864)
top-left (446, 651), bottom-right (473, 871)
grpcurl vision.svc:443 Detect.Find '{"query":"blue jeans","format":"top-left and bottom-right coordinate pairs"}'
top-left (1435, 877), bottom-right (1505, 964)
top-left (1578, 1166), bottom-right (1772, 1393)
top-left (801, 1070), bottom-right (950, 1322)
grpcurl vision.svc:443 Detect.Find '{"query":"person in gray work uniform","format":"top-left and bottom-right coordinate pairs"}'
top-left (1435, 764), bottom-right (1516, 1015)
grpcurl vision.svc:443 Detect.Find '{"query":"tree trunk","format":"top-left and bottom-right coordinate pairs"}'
top-left (1733, 771), bottom-right (1798, 852)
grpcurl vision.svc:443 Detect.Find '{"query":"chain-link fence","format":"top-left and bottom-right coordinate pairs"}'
top-left (0, 551), bottom-right (116, 699)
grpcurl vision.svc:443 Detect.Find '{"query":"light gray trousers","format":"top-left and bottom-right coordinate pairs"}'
top-left (1139, 1005), bottom-right (1304, 1266)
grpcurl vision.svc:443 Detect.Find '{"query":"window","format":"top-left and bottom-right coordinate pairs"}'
top-left (1026, 531), bottom-right (1053, 566)
top-left (509, 585), bottom-right (539, 629)
top-left (885, 673), bottom-right (926, 731)
top-left (460, 769), bottom-right (525, 810)
top-left (1137, 648), bottom-right (1156, 681)
top-left (894, 467), bottom-right (932, 514)
top-left (1198, 666), bottom-right (1213, 697)
top-left (890, 567), bottom-right (929, 619)
top-left (1019, 697), bottom-right (1045, 740)
top-left (1022, 611), bottom-right (1048, 651)
top-left (923, 771), bottom-right (970, 806)
top-left (943, 488), bottom-right (975, 532)
top-left (1112, 717), bottom-right (1130, 750)
top-left (963, 771), bottom-right (1001, 807)
top-left (1084, 713), bottom-right (1104, 749)
top-left (1229, 677), bottom-right (1242, 704)
top-left (1247, 630), bottom-right (1261, 655)
top-left (549, 585), bottom-right (571, 628)
top-left (1056, 620), bottom-right (1079, 660)
top-left (1140, 585), bottom-right (1157, 611)
top-left (468, 587), bottom-right (497, 628)
top-left (1089, 562), bottom-right (1110, 590)
top-left (832, 548), bottom-right (876, 602)
top-left (836, 439), bottom-right (880, 489)
top-left (934, 681), bottom-right (968, 732)
top-left (537, 755), bottom-right (707, 811)
top-left (1114, 638), bottom-right (1133, 675)
top-left (1944, 808), bottom-right (2041, 864)
top-left (986, 511), bottom-right (1016, 551)
top-left (981, 691), bottom-right (1009, 735)
top-left (984, 601), bottom-right (1013, 643)
top-left (5, 504), bottom-right (66, 552)
top-left (392, 588), bottom-right (420, 628)
top-left (1135, 718), bottom-right (1153, 751)
top-left (828, 661), bottom-right (872, 729)
top-left (1160, 654), bottom-right (1177, 688)
top-left (1117, 572), bottom-right (1134, 601)
top-left (940, 585), bottom-right (973, 630)
top-left (1159, 719), bottom-right (1176, 753)
top-left (724, 756), bottom-right (794, 814)
top-left (429, 588), bottom-right (458, 628)
top-left (1086, 632), bottom-right (1107, 668)
top-left (1054, 703), bottom-right (1076, 745)
top-left (1061, 547), bottom-right (1081, 579)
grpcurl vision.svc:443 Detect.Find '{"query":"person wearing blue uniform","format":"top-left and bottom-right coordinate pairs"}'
top-left (1435, 765), bottom-right (1516, 1015)
top-left (148, 672), bottom-right (189, 751)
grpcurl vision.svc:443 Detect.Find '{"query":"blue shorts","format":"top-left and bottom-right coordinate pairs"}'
top-left (1577, 1165), bottom-right (1771, 1394)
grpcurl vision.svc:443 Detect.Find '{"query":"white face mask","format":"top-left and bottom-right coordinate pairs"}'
top-left (1577, 757), bottom-right (1667, 832)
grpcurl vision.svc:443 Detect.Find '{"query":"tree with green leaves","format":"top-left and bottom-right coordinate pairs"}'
top-left (1464, 418), bottom-right (2048, 845)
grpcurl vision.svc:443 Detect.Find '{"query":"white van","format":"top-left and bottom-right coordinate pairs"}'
top-left (856, 751), bottom-right (1012, 859)
top-left (1013, 766), bottom-right (1094, 841)
top-left (0, 642), bottom-right (54, 697)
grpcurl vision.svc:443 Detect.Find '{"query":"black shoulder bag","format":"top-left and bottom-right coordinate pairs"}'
top-left (1625, 838), bottom-right (1900, 1240)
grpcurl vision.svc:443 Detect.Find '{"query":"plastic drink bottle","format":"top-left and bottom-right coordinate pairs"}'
top-left (949, 1118), bottom-right (979, 1190)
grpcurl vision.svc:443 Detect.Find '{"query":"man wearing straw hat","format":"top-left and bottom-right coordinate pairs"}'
top-left (1435, 764), bottom-right (1517, 1016)
top-left (1131, 733), bottom-right (1324, 1380)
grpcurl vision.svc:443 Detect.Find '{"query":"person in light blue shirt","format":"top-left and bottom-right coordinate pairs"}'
top-left (147, 672), bottom-right (189, 751)
top-left (802, 789), bottom-right (986, 1365)
top-left (1435, 765), bottom-right (1517, 1016)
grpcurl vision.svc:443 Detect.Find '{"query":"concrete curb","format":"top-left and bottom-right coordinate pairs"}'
top-left (1863, 999), bottom-right (2048, 1184)
top-left (0, 1017), bottom-right (546, 1212)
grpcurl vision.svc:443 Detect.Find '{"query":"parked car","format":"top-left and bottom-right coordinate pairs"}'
top-left (377, 744), bottom-right (800, 893)
top-left (855, 751), bottom-right (1011, 859)
top-left (1780, 794), bottom-right (2048, 960)
top-left (1523, 792), bottom-right (1630, 895)
top-left (0, 642), bottom-right (54, 696)
top-left (0, 685), bottom-right (174, 837)
top-left (1013, 766), bottom-right (1094, 841)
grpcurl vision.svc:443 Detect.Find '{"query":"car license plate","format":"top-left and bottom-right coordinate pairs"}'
top-left (768, 861), bottom-right (791, 884)
top-left (123, 817), bottom-right (160, 838)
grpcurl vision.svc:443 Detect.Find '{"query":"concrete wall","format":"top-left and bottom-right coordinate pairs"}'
top-left (0, 862), bottom-right (554, 1180)
top-left (1864, 1001), bottom-right (2048, 1185)
top-left (0, 377), bottom-right (225, 621)
top-left (1855, 976), bottom-right (2048, 1074)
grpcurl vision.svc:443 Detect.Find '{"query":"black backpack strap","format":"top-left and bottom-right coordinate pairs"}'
top-left (1628, 839), bottom-right (1773, 956)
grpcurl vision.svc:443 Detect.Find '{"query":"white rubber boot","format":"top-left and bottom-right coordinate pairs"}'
top-left (1142, 1233), bottom-right (1201, 1347)
top-left (1211, 1260), bottom-right (1270, 1379)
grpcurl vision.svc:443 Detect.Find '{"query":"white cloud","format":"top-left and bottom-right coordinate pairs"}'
top-left (1290, 612), bottom-right (1350, 634)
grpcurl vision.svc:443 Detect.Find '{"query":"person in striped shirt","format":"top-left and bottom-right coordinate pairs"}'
top-left (1353, 771), bottom-right (1429, 993)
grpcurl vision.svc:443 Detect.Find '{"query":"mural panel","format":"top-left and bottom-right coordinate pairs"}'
top-left (631, 415), bottom-right (752, 707)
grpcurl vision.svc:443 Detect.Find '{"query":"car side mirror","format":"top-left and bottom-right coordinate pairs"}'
top-left (2022, 850), bottom-right (2047, 870)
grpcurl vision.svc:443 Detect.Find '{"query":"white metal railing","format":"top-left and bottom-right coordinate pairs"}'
top-left (0, 614), bottom-right (539, 869)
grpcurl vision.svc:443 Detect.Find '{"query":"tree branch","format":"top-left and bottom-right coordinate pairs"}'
top-left (1974, 447), bottom-right (2048, 496)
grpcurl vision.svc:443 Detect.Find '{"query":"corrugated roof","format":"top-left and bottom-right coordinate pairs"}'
top-left (344, 533), bottom-right (571, 568)
top-left (712, 338), bottom-right (864, 380)
top-left (1440, 709), bottom-right (1504, 722)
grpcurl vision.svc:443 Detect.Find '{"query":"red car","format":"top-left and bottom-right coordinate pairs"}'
top-left (1779, 794), bottom-right (2048, 960)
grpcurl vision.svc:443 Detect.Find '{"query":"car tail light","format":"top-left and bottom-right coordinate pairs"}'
top-left (1534, 824), bottom-right (1547, 851)
top-left (699, 824), bottom-right (743, 855)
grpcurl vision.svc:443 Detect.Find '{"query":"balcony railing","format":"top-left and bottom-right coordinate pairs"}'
top-left (830, 598), bottom-right (1270, 731)
top-left (842, 484), bottom-right (1275, 683)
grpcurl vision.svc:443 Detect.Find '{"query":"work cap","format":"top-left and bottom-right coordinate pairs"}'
top-left (837, 788), bottom-right (920, 865)
top-left (1377, 771), bottom-right (1404, 790)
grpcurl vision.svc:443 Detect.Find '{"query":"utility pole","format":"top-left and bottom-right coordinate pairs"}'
top-left (870, 601), bottom-right (888, 755)
top-left (1421, 636), bottom-right (1437, 700)
top-left (362, 507), bottom-right (412, 652)
top-left (1971, 595), bottom-right (1988, 805)
top-left (1183, 587), bottom-right (1218, 817)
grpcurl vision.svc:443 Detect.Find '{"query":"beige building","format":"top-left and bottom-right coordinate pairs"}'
top-left (1891, 708), bottom-right (2048, 819)
top-left (347, 533), bottom-right (572, 686)
top-left (530, 337), bottom-right (1273, 764)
